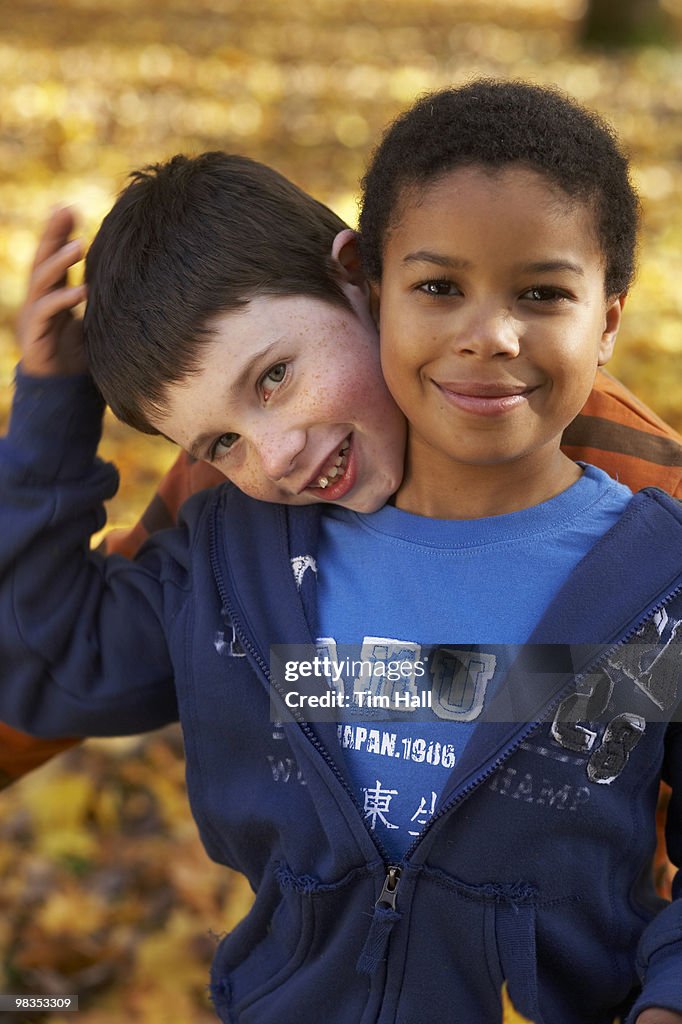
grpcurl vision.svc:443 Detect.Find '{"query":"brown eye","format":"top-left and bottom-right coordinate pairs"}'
top-left (419, 280), bottom-right (458, 296)
top-left (522, 286), bottom-right (566, 302)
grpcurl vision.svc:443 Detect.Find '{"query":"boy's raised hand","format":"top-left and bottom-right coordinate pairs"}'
top-left (17, 207), bottom-right (88, 377)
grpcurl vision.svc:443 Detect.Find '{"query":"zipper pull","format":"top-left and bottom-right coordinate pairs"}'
top-left (377, 865), bottom-right (401, 910)
top-left (356, 866), bottom-right (403, 976)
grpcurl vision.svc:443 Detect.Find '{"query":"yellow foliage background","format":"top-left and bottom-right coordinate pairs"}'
top-left (0, 1), bottom-right (681, 1021)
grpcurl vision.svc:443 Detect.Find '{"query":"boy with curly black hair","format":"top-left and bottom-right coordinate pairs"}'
top-left (343, 79), bottom-right (682, 1024)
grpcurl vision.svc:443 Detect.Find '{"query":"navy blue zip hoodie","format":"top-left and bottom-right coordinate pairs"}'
top-left (1, 373), bottom-right (682, 1024)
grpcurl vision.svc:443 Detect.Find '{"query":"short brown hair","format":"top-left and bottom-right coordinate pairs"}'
top-left (85, 153), bottom-right (350, 433)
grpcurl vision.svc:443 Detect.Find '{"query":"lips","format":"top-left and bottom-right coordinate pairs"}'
top-left (435, 380), bottom-right (538, 416)
top-left (439, 380), bottom-right (533, 397)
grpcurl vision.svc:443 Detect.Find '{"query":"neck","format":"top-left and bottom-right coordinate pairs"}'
top-left (394, 440), bottom-right (582, 519)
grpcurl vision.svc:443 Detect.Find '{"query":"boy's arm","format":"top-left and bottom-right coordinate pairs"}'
top-left (561, 369), bottom-right (682, 497)
top-left (0, 449), bottom-right (221, 787)
top-left (0, 367), bottom-right (181, 736)
top-left (0, 211), bottom-right (181, 739)
top-left (0, 209), bottom-right (89, 784)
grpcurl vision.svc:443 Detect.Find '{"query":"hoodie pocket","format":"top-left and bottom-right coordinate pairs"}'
top-left (413, 866), bottom-right (545, 1024)
top-left (210, 867), bottom-right (313, 1021)
top-left (210, 862), bottom-right (375, 1024)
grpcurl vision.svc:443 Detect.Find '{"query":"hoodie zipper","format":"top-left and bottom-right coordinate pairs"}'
top-left (376, 864), bottom-right (401, 909)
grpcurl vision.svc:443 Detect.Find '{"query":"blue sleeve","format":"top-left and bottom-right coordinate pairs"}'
top-left (627, 720), bottom-right (682, 1022)
top-left (0, 371), bottom-right (180, 737)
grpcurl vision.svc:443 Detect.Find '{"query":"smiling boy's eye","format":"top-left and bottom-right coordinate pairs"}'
top-left (418, 279), bottom-right (459, 297)
top-left (210, 432), bottom-right (240, 460)
top-left (521, 285), bottom-right (568, 302)
top-left (260, 361), bottom-right (288, 399)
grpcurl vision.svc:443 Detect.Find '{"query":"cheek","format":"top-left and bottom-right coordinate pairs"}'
top-left (380, 346), bottom-right (418, 410)
top-left (315, 361), bottom-right (383, 420)
top-left (380, 321), bottom-right (423, 376)
top-left (553, 342), bottom-right (601, 386)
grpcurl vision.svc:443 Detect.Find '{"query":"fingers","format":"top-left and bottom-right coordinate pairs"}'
top-left (16, 282), bottom-right (87, 367)
top-left (18, 282), bottom-right (88, 376)
top-left (26, 237), bottom-right (84, 305)
top-left (17, 208), bottom-right (89, 377)
top-left (29, 206), bottom-right (78, 274)
top-left (23, 284), bottom-right (87, 336)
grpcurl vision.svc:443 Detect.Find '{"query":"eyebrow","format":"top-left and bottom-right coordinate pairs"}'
top-left (522, 260), bottom-right (585, 277)
top-left (402, 251), bottom-right (585, 278)
top-left (402, 250), bottom-right (471, 269)
top-left (187, 338), bottom-right (282, 460)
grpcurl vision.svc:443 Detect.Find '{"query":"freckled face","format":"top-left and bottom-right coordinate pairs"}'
top-left (148, 292), bottom-right (406, 512)
top-left (375, 166), bottom-right (623, 500)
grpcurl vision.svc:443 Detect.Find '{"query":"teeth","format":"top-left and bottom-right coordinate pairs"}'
top-left (314, 439), bottom-right (350, 490)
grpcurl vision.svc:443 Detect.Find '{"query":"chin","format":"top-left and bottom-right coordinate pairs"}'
top-left (348, 487), bottom-right (395, 514)
top-left (355, 498), bottom-right (386, 513)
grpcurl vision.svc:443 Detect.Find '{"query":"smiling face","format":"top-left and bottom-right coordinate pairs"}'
top-left (148, 288), bottom-right (405, 512)
top-left (375, 165), bottom-right (624, 517)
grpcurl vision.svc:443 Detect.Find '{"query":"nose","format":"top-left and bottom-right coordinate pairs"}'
top-left (452, 304), bottom-right (520, 359)
top-left (255, 425), bottom-right (307, 482)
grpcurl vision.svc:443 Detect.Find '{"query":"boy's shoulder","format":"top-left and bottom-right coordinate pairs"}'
top-left (528, 484), bottom-right (682, 649)
top-left (593, 484), bottom-right (682, 563)
top-left (562, 370), bottom-right (682, 497)
top-left (630, 484), bottom-right (682, 528)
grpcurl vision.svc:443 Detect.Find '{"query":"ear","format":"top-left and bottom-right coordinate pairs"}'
top-left (598, 292), bottom-right (626, 366)
top-left (330, 229), bottom-right (366, 289)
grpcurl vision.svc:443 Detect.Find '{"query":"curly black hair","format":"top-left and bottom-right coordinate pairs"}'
top-left (358, 79), bottom-right (639, 296)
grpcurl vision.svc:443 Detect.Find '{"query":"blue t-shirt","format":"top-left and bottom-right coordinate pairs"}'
top-left (316, 465), bottom-right (633, 858)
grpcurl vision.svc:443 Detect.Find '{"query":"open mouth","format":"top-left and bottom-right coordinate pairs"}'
top-left (314, 438), bottom-right (350, 489)
top-left (305, 436), bottom-right (354, 499)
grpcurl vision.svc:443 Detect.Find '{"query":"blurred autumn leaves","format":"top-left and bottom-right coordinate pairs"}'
top-left (0, 731), bottom-right (252, 1022)
top-left (1, 1), bottom-right (682, 1020)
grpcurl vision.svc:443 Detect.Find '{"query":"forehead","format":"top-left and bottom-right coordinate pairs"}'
top-left (387, 165), bottom-right (600, 256)
top-left (205, 292), bottom-right (352, 342)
